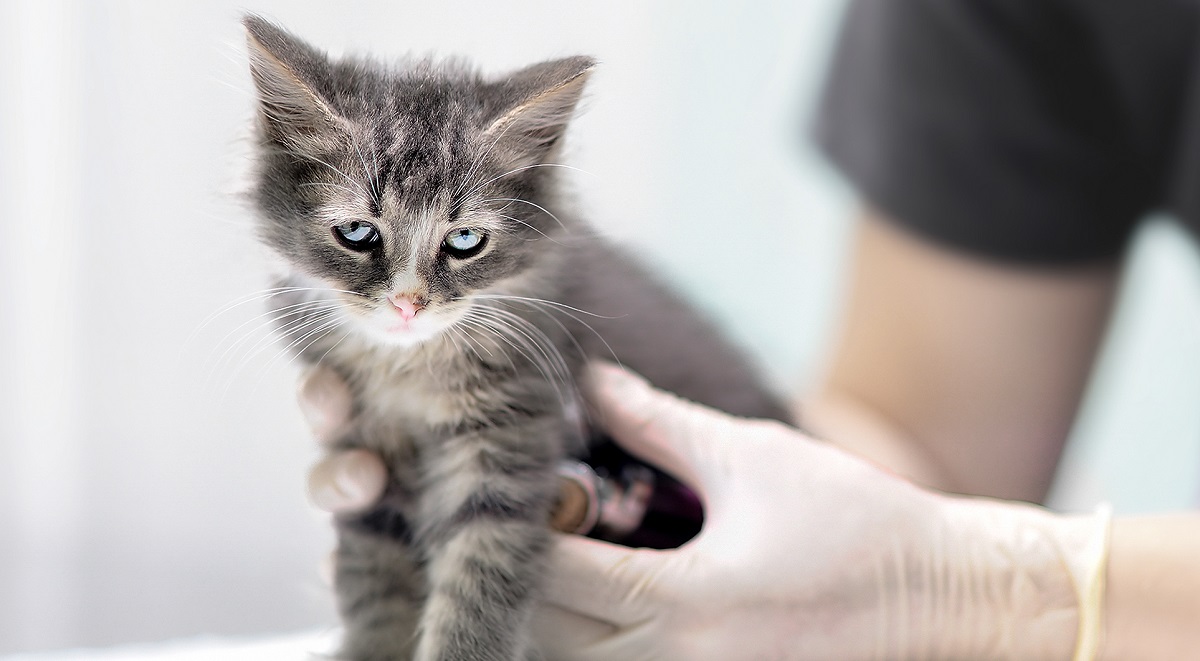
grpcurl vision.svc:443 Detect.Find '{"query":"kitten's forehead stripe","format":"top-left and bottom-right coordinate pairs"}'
top-left (372, 156), bottom-right (393, 217)
top-left (383, 88), bottom-right (472, 215)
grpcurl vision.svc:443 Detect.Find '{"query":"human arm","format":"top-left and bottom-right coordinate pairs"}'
top-left (801, 212), bottom-right (1200, 656)
top-left (803, 210), bottom-right (1119, 502)
top-left (1103, 514), bottom-right (1200, 660)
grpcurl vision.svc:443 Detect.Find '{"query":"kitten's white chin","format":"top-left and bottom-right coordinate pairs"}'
top-left (357, 307), bottom-right (464, 349)
top-left (360, 323), bottom-right (446, 349)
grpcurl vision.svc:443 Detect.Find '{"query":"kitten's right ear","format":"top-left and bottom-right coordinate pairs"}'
top-left (243, 15), bottom-right (340, 150)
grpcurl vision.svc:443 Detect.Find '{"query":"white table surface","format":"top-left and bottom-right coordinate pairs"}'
top-left (0, 631), bottom-right (339, 661)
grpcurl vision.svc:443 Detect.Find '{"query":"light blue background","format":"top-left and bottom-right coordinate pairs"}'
top-left (0, 0), bottom-right (1196, 654)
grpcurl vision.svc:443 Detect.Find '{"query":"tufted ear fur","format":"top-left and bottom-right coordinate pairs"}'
top-left (482, 56), bottom-right (596, 168)
top-left (243, 14), bottom-right (342, 151)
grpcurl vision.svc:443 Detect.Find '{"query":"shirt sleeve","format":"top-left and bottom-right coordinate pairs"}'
top-left (814, 0), bottom-right (1155, 265)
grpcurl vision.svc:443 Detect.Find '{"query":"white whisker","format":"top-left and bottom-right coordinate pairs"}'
top-left (467, 294), bottom-right (618, 319)
top-left (483, 299), bottom-right (586, 371)
top-left (451, 326), bottom-right (491, 362)
top-left (261, 313), bottom-right (344, 371)
top-left (215, 309), bottom-right (342, 399)
top-left (456, 163), bottom-right (593, 206)
top-left (468, 307), bottom-right (573, 391)
top-left (474, 307), bottom-right (575, 385)
top-left (350, 134), bottom-right (380, 200)
top-left (460, 310), bottom-right (570, 405)
top-left (270, 147), bottom-right (373, 201)
top-left (190, 286), bottom-right (328, 342)
top-left (464, 294), bottom-right (623, 368)
top-left (465, 322), bottom-right (555, 397)
top-left (246, 315), bottom-right (346, 396)
top-left (211, 298), bottom-right (341, 367)
top-left (480, 197), bottom-right (567, 231)
top-left (456, 318), bottom-right (516, 371)
top-left (299, 181), bottom-right (370, 201)
top-left (225, 308), bottom-right (341, 378)
top-left (202, 300), bottom-right (340, 392)
top-left (492, 213), bottom-right (562, 244)
top-left (451, 118), bottom-right (522, 203)
top-left (366, 138), bottom-right (383, 199)
top-left (311, 328), bottom-right (354, 371)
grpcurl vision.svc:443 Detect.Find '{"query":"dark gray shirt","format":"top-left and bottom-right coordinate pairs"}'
top-left (816, 0), bottom-right (1200, 265)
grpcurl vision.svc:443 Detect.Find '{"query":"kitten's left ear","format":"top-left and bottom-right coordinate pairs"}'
top-left (483, 56), bottom-right (596, 166)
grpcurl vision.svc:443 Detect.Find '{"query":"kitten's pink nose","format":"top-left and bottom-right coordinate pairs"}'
top-left (387, 293), bottom-right (425, 322)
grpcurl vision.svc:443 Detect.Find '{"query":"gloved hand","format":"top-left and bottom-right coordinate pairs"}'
top-left (298, 367), bottom-right (389, 514)
top-left (533, 365), bottom-right (1111, 661)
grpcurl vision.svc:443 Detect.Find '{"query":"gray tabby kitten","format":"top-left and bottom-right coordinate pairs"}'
top-left (242, 15), bottom-right (790, 661)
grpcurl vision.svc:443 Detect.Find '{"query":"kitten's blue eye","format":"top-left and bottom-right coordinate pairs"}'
top-left (443, 228), bottom-right (487, 258)
top-left (333, 221), bottom-right (380, 251)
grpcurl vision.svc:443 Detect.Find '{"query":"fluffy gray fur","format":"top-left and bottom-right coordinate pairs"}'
top-left (242, 15), bottom-right (790, 661)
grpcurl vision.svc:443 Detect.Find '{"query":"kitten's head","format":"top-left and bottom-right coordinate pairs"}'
top-left (243, 15), bottom-right (593, 348)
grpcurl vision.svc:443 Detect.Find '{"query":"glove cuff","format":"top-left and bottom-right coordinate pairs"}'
top-left (914, 496), bottom-right (1114, 659)
top-left (1068, 503), bottom-right (1112, 661)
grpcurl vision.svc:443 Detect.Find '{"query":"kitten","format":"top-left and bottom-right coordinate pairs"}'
top-left (242, 15), bottom-right (790, 661)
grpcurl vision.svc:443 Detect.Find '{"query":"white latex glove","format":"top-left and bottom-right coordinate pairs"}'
top-left (535, 365), bottom-right (1111, 661)
top-left (299, 367), bottom-right (389, 514)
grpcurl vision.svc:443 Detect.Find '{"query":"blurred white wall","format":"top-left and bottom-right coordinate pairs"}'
top-left (0, 0), bottom-right (1196, 654)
